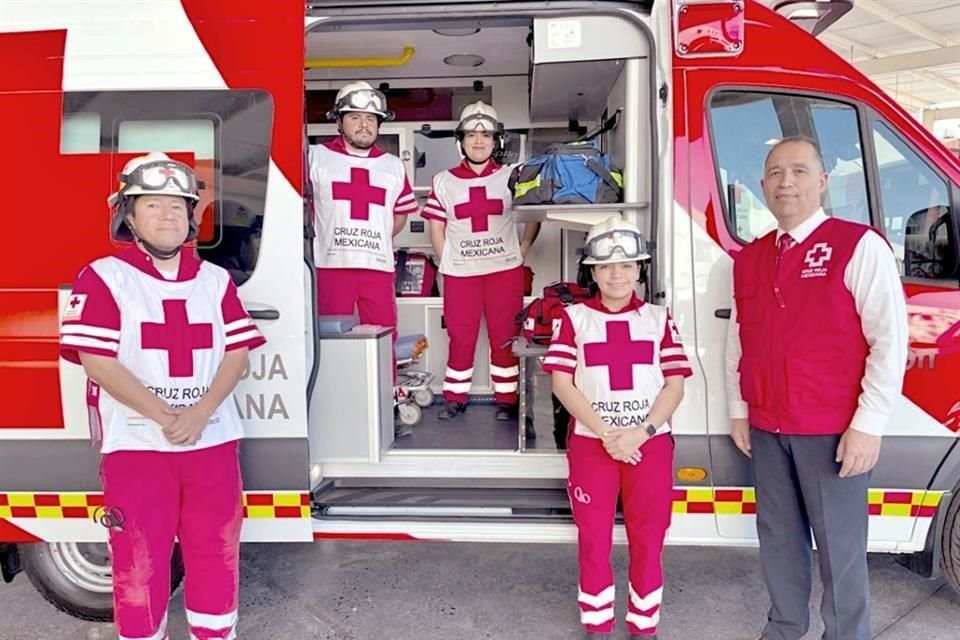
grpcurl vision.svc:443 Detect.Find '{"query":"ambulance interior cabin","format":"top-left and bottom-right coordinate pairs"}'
top-left (305, 6), bottom-right (656, 466)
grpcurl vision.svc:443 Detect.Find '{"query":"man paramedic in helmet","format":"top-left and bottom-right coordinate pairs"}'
top-left (310, 81), bottom-right (417, 436)
top-left (422, 100), bottom-right (540, 421)
top-left (59, 152), bottom-right (265, 640)
top-left (544, 216), bottom-right (691, 639)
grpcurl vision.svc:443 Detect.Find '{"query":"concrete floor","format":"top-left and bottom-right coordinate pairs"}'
top-left (1, 541), bottom-right (958, 639)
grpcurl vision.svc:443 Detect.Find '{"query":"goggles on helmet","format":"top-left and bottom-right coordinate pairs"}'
top-left (457, 114), bottom-right (501, 135)
top-left (119, 160), bottom-right (202, 198)
top-left (336, 88), bottom-right (388, 114)
top-left (585, 229), bottom-right (648, 261)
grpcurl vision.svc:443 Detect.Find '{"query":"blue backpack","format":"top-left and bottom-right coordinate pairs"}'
top-left (508, 140), bottom-right (623, 205)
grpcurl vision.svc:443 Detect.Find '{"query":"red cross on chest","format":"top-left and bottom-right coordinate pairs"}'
top-left (141, 300), bottom-right (214, 378)
top-left (331, 167), bottom-right (387, 221)
top-left (454, 186), bottom-right (504, 233)
top-left (583, 321), bottom-right (655, 391)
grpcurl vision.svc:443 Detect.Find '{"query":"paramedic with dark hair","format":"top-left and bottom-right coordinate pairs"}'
top-left (726, 136), bottom-right (908, 640)
top-left (544, 216), bottom-right (692, 640)
top-left (422, 100), bottom-right (540, 422)
top-left (59, 153), bottom-right (265, 640)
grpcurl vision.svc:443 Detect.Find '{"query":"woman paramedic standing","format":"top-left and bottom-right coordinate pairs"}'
top-left (422, 100), bottom-right (540, 422)
top-left (59, 152), bottom-right (265, 640)
top-left (543, 216), bottom-right (691, 640)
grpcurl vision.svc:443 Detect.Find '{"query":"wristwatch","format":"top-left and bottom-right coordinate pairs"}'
top-left (643, 422), bottom-right (657, 437)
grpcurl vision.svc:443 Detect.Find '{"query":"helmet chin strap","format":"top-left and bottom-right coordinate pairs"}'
top-left (127, 224), bottom-right (182, 260)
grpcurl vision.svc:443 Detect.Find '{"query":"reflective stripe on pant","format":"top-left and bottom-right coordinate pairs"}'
top-left (441, 266), bottom-right (523, 404)
top-left (567, 433), bottom-right (673, 635)
top-left (101, 440), bottom-right (243, 640)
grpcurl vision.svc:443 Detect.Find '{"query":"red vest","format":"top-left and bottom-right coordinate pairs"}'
top-left (734, 217), bottom-right (871, 435)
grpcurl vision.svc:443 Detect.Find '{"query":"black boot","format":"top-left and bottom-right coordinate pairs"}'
top-left (437, 401), bottom-right (467, 420)
top-left (495, 403), bottom-right (518, 421)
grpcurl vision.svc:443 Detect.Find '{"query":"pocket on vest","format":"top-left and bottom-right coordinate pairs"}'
top-left (737, 357), bottom-right (766, 407)
top-left (786, 360), bottom-right (860, 409)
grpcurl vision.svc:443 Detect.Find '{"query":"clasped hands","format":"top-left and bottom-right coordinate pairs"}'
top-left (601, 427), bottom-right (648, 465)
top-left (157, 403), bottom-right (212, 446)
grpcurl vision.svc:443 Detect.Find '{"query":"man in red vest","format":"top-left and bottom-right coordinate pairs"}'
top-left (726, 136), bottom-right (908, 640)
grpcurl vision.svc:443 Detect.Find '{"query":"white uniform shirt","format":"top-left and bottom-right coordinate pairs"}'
top-left (309, 137), bottom-right (418, 272)
top-left (725, 209), bottom-right (908, 436)
top-left (60, 248), bottom-right (266, 453)
top-left (422, 161), bottom-right (523, 277)
top-left (543, 295), bottom-right (693, 439)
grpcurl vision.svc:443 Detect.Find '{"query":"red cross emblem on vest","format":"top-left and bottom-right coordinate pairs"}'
top-left (331, 167), bottom-right (387, 221)
top-left (454, 186), bottom-right (504, 233)
top-left (141, 300), bottom-right (214, 378)
top-left (583, 321), bottom-right (655, 391)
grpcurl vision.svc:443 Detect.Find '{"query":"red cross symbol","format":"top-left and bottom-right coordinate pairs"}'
top-left (68, 296), bottom-right (82, 309)
top-left (453, 186), bottom-right (504, 233)
top-left (141, 300), bottom-right (213, 378)
top-left (158, 167), bottom-right (176, 178)
top-left (331, 167), bottom-right (387, 221)
top-left (803, 242), bottom-right (833, 269)
top-left (583, 321), bottom-right (655, 391)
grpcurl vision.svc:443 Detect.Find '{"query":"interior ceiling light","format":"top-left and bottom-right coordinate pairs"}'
top-left (443, 53), bottom-right (485, 67)
top-left (433, 27), bottom-right (481, 37)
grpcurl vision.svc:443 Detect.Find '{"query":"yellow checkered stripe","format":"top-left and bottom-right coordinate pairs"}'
top-left (671, 488), bottom-right (944, 518)
top-left (0, 492), bottom-right (310, 520)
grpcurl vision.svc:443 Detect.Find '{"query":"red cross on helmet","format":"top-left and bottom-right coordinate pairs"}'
top-left (108, 152), bottom-right (202, 243)
top-left (328, 80), bottom-right (395, 121)
top-left (582, 216), bottom-right (651, 265)
top-left (455, 100), bottom-right (503, 139)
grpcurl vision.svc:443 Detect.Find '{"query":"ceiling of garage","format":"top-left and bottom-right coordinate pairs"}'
top-left (768, 0), bottom-right (960, 113)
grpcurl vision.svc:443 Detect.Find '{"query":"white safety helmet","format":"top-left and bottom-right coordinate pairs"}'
top-left (582, 216), bottom-right (651, 265)
top-left (328, 80), bottom-right (394, 121)
top-left (108, 152), bottom-right (202, 243)
top-left (455, 100), bottom-right (503, 138)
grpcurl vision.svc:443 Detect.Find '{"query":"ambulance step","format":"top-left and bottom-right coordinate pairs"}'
top-left (312, 480), bottom-right (575, 521)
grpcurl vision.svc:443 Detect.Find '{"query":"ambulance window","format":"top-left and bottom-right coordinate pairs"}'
top-left (709, 91), bottom-right (870, 243)
top-left (61, 90), bottom-right (273, 285)
top-left (871, 121), bottom-right (956, 280)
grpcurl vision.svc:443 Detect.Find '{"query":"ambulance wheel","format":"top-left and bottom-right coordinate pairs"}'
top-left (413, 389), bottom-right (434, 408)
top-left (941, 489), bottom-right (960, 593)
top-left (21, 541), bottom-right (184, 622)
top-left (398, 402), bottom-right (422, 426)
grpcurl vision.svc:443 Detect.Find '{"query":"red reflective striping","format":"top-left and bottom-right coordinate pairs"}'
top-left (34, 495), bottom-right (61, 507)
top-left (741, 502), bottom-right (757, 515)
top-left (686, 502), bottom-right (714, 514)
top-left (0, 519), bottom-right (43, 543)
top-left (86, 494), bottom-right (105, 507)
top-left (11, 507), bottom-right (37, 518)
top-left (274, 506), bottom-right (303, 519)
top-left (916, 506), bottom-right (938, 518)
top-left (714, 489), bottom-right (743, 502)
top-left (0, 495), bottom-right (7, 506)
top-left (868, 504), bottom-right (883, 516)
top-left (242, 507), bottom-right (250, 518)
top-left (672, 489), bottom-right (687, 501)
top-left (62, 506), bottom-right (89, 518)
top-left (313, 532), bottom-right (419, 541)
top-left (245, 494), bottom-right (274, 506)
top-left (882, 492), bottom-right (913, 504)
top-left (300, 494), bottom-right (311, 506)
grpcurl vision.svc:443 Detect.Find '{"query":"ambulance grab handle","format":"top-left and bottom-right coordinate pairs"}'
top-left (249, 309), bottom-right (280, 320)
top-left (714, 308), bottom-right (731, 319)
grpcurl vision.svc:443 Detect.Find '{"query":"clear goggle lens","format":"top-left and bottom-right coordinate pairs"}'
top-left (122, 161), bottom-right (200, 194)
top-left (458, 114), bottom-right (500, 134)
top-left (338, 88), bottom-right (387, 113)
top-left (586, 230), bottom-right (646, 260)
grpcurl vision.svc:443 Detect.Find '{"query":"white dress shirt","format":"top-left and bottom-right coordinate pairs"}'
top-left (725, 208), bottom-right (908, 436)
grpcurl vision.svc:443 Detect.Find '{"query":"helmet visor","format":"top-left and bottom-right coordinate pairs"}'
top-left (585, 229), bottom-right (648, 261)
top-left (121, 160), bottom-right (201, 197)
top-left (337, 88), bottom-right (388, 114)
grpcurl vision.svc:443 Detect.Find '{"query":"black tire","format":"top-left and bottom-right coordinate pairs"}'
top-left (20, 542), bottom-right (184, 622)
top-left (940, 491), bottom-right (960, 593)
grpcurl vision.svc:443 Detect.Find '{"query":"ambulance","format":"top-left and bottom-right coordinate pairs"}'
top-left (0, 0), bottom-right (958, 621)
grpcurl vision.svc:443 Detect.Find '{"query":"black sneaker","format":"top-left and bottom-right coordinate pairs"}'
top-left (437, 401), bottom-right (467, 420)
top-left (495, 404), bottom-right (518, 421)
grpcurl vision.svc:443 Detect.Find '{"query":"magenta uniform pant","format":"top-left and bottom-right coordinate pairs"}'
top-left (441, 266), bottom-right (523, 405)
top-left (567, 433), bottom-right (673, 636)
top-left (101, 440), bottom-right (243, 640)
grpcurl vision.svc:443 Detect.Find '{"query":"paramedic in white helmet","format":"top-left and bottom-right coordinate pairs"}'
top-left (309, 81), bottom-right (417, 351)
top-left (59, 152), bottom-right (265, 640)
top-left (422, 100), bottom-right (540, 421)
top-left (543, 216), bottom-right (691, 640)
